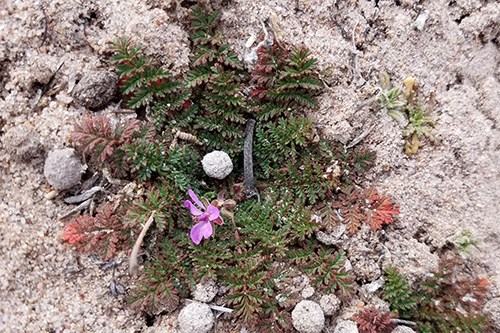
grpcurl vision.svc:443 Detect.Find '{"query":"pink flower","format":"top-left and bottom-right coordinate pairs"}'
top-left (184, 189), bottom-right (223, 245)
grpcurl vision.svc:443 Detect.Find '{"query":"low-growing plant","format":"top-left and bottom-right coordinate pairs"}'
top-left (382, 259), bottom-right (492, 333)
top-left (60, 5), bottom-right (489, 332)
top-left (354, 307), bottom-right (396, 333)
top-left (377, 73), bottom-right (436, 156)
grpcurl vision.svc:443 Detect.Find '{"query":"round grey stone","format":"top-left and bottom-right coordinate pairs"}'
top-left (201, 150), bottom-right (233, 180)
top-left (2, 124), bottom-right (44, 161)
top-left (44, 148), bottom-right (83, 190)
top-left (334, 320), bottom-right (359, 333)
top-left (178, 301), bottom-right (214, 333)
top-left (292, 300), bottom-right (325, 333)
top-left (73, 70), bottom-right (117, 109)
top-left (320, 294), bottom-right (341, 316)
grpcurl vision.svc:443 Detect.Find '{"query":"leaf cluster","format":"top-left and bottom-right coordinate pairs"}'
top-left (376, 73), bottom-right (436, 156)
top-left (319, 187), bottom-right (400, 235)
top-left (62, 203), bottom-right (137, 260)
top-left (252, 44), bottom-right (322, 121)
top-left (70, 115), bottom-right (141, 173)
top-left (354, 307), bottom-right (396, 333)
top-left (111, 37), bottom-right (184, 109)
top-left (381, 263), bottom-right (492, 333)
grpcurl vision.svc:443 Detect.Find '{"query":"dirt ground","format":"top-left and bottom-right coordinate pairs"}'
top-left (0, 0), bottom-right (499, 332)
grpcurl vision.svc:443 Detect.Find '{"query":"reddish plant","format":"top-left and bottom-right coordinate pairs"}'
top-left (365, 188), bottom-right (400, 230)
top-left (354, 307), bottom-right (397, 333)
top-left (70, 115), bottom-right (140, 163)
top-left (326, 187), bottom-right (399, 235)
top-left (62, 203), bottom-right (137, 260)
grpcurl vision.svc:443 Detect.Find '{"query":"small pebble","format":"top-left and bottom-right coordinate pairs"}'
top-left (392, 326), bottom-right (417, 333)
top-left (72, 70), bottom-right (117, 109)
top-left (44, 148), bottom-right (84, 190)
top-left (193, 278), bottom-right (218, 303)
top-left (334, 320), bottom-right (359, 333)
top-left (2, 124), bottom-right (44, 161)
top-left (320, 294), bottom-right (341, 316)
top-left (201, 150), bottom-right (233, 180)
top-left (292, 300), bottom-right (325, 333)
top-left (178, 301), bottom-right (214, 333)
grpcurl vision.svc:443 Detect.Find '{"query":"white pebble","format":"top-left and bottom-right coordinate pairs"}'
top-left (201, 150), bottom-right (233, 180)
top-left (292, 300), bottom-right (325, 333)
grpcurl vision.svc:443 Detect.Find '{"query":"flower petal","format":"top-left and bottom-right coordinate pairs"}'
top-left (184, 200), bottom-right (203, 216)
top-left (206, 205), bottom-right (220, 221)
top-left (190, 221), bottom-right (213, 245)
top-left (188, 189), bottom-right (205, 210)
top-left (213, 216), bottom-right (224, 225)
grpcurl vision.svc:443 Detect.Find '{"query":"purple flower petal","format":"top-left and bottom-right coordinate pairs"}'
top-left (190, 221), bottom-right (213, 245)
top-left (188, 189), bottom-right (205, 210)
top-left (184, 200), bottom-right (203, 216)
top-left (206, 205), bottom-right (220, 221)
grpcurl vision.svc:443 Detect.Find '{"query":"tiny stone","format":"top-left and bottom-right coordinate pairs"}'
top-left (292, 300), bottom-right (325, 333)
top-left (72, 70), bottom-right (117, 109)
top-left (392, 326), bottom-right (417, 333)
top-left (320, 294), bottom-right (341, 316)
top-left (193, 278), bottom-right (217, 303)
top-left (415, 10), bottom-right (429, 31)
top-left (301, 285), bottom-right (315, 299)
top-left (334, 320), bottom-right (359, 333)
top-left (201, 150), bottom-right (233, 180)
top-left (2, 124), bottom-right (44, 161)
top-left (178, 301), bottom-right (214, 333)
top-left (44, 148), bottom-right (84, 190)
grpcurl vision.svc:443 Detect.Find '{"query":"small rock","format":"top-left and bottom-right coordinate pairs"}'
top-left (414, 10), bottom-right (429, 31)
top-left (392, 326), bottom-right (416, 333)
top-left (292, 300), bottom-right (325, 333)
top-left (44, 148), bottom-right (84, 190)
top-left (334, 320), bottom-right (359, 333)
top-left (360, 278), bottom-right (385, 298)
top-left (301, 285), bottom-right (315, 299)
top-left (2, 124), bottom-right (44, 161)
top-left (201, 151), bottom-right (233, 180)
top-left (73, 70), bottom-right (117, 109)
top-left (193, 278), bottom-right (217, 303)
top-left (177, 301), bottom-right (214, 333)
top-left (320, 294), bottom-right (341, 316)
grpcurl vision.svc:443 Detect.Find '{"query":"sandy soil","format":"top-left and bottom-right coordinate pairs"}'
top-left (0, 0), bottom-right (499, 332)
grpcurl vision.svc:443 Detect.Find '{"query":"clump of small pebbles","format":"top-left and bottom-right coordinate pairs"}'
top-left (320, 294), bottom-right (341, 316)
top-left (292, 300), bottom-right (325, 333)
top-left (44, 148), bottom-right (84, 190)
top-left (193, 278), bottom-right (217, 303)
top-left (72, 70), bottom-right (117, 109)
top-left (201, 150), bottom-right (233, 180)
top-left (2, 123), bottom-right (44, 161)
top-left (334, 320), bottom-right (359, 333)
top-left (177, 301), bottom-right (214, 333)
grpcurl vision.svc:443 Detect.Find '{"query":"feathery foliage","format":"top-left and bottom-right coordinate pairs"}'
top-left (383, 267), bottom-right (417, 317)
top-left (62, 203), bottom-right (137, 260)
top-left (111, 37), bottom-right (184, 109)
